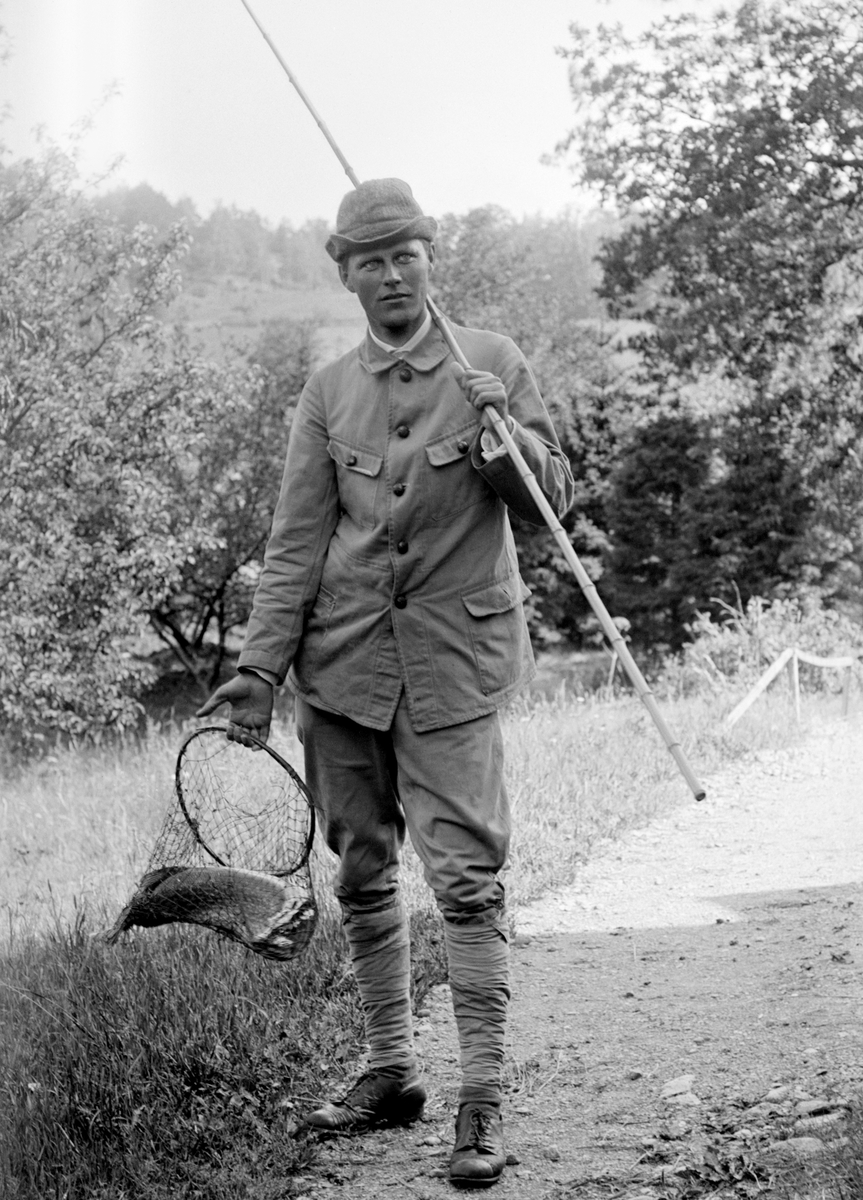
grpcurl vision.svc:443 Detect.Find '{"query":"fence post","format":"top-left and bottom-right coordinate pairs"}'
top-left (607, 650), bottom-right (619, 692)
top-left (788, 648), bottom-right (801, 723)
top-left (842, 664), bottom-right (852, 718)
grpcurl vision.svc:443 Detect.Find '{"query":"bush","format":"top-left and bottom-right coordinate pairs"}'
top-left (660, 595), bottom-right (863, 697)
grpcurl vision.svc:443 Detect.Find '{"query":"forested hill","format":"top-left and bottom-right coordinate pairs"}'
top-left (94, 183), bottom-right (612, 361)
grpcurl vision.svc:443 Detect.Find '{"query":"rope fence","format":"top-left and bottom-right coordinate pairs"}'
top-left (725, 648), bottom-right (860, 728)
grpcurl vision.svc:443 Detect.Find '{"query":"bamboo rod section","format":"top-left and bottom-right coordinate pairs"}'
top-left (239, 0), bottom-right (361, 189)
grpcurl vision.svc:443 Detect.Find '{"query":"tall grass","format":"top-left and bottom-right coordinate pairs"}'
top-left (1, 688), bottom-right (847, 1198)
top-left (503, 684), bottom-right (827, 906)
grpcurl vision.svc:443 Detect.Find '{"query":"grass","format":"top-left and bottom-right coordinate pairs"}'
top-left (0, 686), bottom-right (853, 1198)
top-left (502, 684), bottom-right (831, 909)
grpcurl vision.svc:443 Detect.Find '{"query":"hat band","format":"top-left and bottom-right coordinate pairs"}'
top-left (326, 215), bottom-right (438, 262)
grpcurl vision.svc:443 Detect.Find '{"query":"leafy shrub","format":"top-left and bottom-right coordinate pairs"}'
top-left (660, 595), bottom-right (863, 697)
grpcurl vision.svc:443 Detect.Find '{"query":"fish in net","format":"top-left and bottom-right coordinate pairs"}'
top-left (105, 725), bottom-right (317, 961)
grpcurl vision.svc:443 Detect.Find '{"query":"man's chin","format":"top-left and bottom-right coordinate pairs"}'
top-left (375, 308), bottom-right (424, 342)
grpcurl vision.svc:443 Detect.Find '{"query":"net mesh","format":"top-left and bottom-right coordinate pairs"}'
top-left (105, 727), bottom-right (317, 961)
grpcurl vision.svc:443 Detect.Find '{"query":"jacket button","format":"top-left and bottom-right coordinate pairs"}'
top-left (397, 540), bottom-right (409, 554)
top-left (346, 454), bottom-right (357, 466)
top-left (398, 367), bottom-right (412, 382)
top-left (394, 594), bottom-right (407, 609)
top-left (396, 425), bottom-right (410, 438)
top-left (457, 440), bottom-right (470, 454)
top-left (393, 483), bottom-right (406, 496)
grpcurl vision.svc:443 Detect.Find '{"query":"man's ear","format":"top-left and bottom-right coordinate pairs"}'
top-left (339, 261), bottom-right (355, 293)
top-left (427, 241), bottom-right (436, 272)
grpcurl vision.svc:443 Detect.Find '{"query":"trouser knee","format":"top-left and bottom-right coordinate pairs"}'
top-left (438, 894), bottom-right (509, 941)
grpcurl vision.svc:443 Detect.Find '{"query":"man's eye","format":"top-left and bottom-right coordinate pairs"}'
top-left (395, 254), bottom-right (416, 264)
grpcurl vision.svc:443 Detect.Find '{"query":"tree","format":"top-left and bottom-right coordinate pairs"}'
top-left (555, 0), bottom-right (863, 637)
top-left (432, 205), bottom-right (614, 356)
top-left (0, 150), bottom-right (217, 752)
top-left (604, 413), bottom-right (711, 652)
top-left (148, 319), bottom-right (317, 692)
top-left (557, 0), bottom-right (863, 375)
top-left (94, 182), bottom-right (197, 236)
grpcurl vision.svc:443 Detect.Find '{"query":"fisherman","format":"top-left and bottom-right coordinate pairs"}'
top-left (199, 178), bottom-right (574, 1188)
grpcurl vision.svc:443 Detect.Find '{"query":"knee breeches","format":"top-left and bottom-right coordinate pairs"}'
top-left (295, 695), bottom-right (510, 922)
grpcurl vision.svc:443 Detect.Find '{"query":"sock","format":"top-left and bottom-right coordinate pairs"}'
top-left (342, 898), bottom-right (417, 1076)
top-left (444, 917), bottom-right (511, 1107)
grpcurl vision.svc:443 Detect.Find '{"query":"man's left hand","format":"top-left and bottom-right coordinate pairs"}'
top-left (451, 362), bottom-right (509, 426)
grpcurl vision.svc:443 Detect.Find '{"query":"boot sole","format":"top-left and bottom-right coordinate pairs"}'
top-left (302, 1087), bottom-right (426, 1135)
top-left (449, 1173), bottom-right (503, 1189)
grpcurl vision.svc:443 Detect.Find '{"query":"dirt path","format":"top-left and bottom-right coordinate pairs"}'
top-left (297, 715), bottom-right (863, 1199)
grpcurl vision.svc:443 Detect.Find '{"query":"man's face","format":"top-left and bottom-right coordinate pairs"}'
top-left (340, 238), bottom-right (435, 345)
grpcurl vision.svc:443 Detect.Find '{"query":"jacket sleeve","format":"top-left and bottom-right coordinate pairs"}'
top-left (470, 337), bottom-right (575, 526)
top-left (238, 375), bottom-right (339, 683)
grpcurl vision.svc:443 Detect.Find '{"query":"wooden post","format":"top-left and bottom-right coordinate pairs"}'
top-left (726, 647), bottom-right (795, 727)
top-left (788, 648), bottom-right (801, 724)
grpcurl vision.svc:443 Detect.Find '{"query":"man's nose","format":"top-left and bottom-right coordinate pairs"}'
top-left (382, 259), bottom-right (403, 284)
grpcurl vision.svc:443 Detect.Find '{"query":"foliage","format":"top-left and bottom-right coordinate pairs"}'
top-left (0, 148), bottom-right (322, 749)
top-left (603, 412), bottom-right (712, 652)
top-left (432, 204), bottom-right (615, 353)
top-left (96, 184), bottom-right (340, 289)
top-left (557, 0), bottom-right (863, 378)
top-left (555, 0), bottom-right (863, 643)
top-left (604, 405), bottom-right (816, 652)
top-left (0, 150), bottom-right (210, 752)
top-left (148, 319), bottom-right (316, 694)
top-left (661, 595), bottom-right (863, 697)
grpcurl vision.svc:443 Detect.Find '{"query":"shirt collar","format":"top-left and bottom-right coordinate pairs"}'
top-left (358, 311), bottom-right (454, 375)
top-left (368, 311), bottom-right (433, 356)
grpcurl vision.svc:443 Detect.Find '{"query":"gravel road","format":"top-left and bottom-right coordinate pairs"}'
top-left (516, 713), bottom-right (863, 935)
top-left (301, 712), bottom-right (863, 1199)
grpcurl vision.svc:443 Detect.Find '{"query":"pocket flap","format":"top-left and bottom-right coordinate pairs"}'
top-left (327, 439), bottom-right (382, 478)
top-left (462, 576), bottom-right (531, 618)
top-left (425, 425), bottom-right (476, 467)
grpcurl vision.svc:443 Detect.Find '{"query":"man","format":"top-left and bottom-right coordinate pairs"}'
top-left (199, 178), bottom-right (574, 1188)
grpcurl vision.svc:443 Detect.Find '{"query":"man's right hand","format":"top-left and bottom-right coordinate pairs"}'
top-left (196, 671), bottom-right (274, 747)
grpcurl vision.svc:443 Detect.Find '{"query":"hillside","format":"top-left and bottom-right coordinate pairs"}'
top-left (168, 277), bottom-right (366, 364)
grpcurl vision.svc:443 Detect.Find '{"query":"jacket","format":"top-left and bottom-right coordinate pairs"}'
top-left (238, 318), bottom-right (575, 731)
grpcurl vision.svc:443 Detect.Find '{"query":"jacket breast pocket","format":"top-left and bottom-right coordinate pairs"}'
top-left (462, 576), bottom-right (532, 696)
top-left (327, 438), bottom-right (383, 530)
top-left (425, 425), bottom-right (488, 522)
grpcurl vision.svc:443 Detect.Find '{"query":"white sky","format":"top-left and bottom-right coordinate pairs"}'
top-left (1, 0), bottom-right (704, 228)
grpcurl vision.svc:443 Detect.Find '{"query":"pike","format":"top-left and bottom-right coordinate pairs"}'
top-left (238, 1), bottom-right (707, 801)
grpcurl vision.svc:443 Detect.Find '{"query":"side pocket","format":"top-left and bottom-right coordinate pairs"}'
top-left (462, 577), bottom-right (532, 695)
top-left (294, 585), bottom-right (336, 689)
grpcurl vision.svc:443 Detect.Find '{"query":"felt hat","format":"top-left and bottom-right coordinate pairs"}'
top-left (325, 178), bottom-right (437, 262)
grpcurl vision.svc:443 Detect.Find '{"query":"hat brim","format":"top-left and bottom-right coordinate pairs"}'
top-left (326, 215), bottom-right (438, 263)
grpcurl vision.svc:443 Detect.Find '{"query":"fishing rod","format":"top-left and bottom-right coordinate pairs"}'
top-left (238, 0), bottom-right (707, 802)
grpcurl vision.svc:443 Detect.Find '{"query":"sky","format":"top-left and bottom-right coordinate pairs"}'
top-left (1, 0), bottom-right (703, 228)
